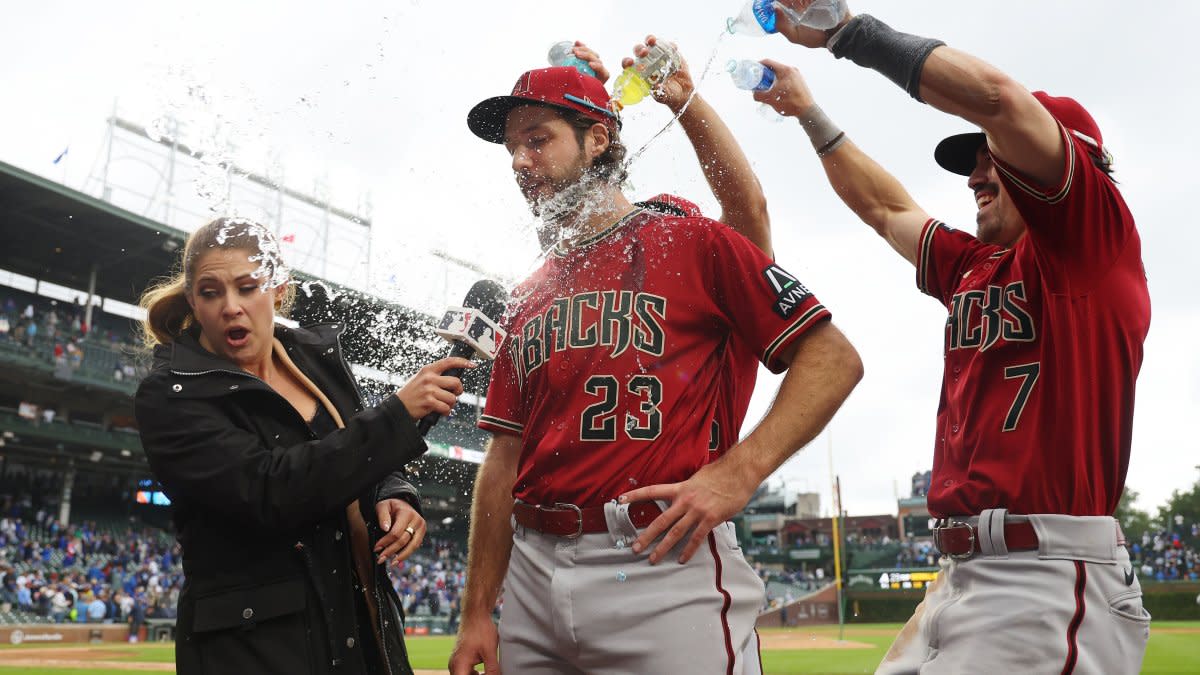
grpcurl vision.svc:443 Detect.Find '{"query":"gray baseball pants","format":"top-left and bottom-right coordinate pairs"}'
top-left (877, 509), bottom-right (1150, 674)
top-left (498, 500), bottom-right (766, 674)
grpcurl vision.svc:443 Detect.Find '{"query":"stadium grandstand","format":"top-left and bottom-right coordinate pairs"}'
top-left (0, 157), bottom-right (487, 640)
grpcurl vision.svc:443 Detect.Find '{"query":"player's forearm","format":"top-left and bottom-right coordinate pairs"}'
top-left (459, 446), bottom-right (517, 619)
top-left (819, 139), bottom-right (924, 263)
top-left (721, 322), bottom-right (862, 484)
top-left (676, 94), bottom-right (771, 254)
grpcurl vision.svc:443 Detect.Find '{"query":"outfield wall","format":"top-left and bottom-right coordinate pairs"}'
top-left (757, 584), bottom-right (840, 628)
top-left (846, 581), bottom-right (1200, 623)
top-left (1, 624), bottom-right (129, 646)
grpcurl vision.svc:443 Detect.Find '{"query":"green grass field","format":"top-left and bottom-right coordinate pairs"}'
top-left (0, 622), bottom-right (1196, 674)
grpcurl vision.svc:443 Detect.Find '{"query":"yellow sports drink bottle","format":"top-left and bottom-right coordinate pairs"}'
top-left (612, 42), bottom-right (680, 110)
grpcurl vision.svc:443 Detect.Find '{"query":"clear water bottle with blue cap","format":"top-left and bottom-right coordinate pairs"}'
top-left (727, 0), bottom-right (778, 35)
top-left (548, 41), bottom-right (597, 78)
top-left (727, 0), bottom-right (847, 35)
top-left (727, 60), bottom-right (776, 91)
top-left (776, 0), bottom-right (847, 30)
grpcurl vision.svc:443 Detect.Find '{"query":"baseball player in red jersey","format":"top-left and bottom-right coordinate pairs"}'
top-left (448, 64), bottom-right (863, 674)
top-left (510, 40), bottom-right (770, 469)
top-left (747, 2), bottom-right (1151, 673)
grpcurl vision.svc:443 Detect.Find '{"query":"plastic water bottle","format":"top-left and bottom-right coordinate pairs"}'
top-left (727, 0), bottom-right (778, 35)
top-left (612, 42), bottom-right (681, 110)
top-left (782, 0), bottom-right (849, 30)
top-left (727, 60), bottom-right (776, 91)
top-left (776, 0), bottom-right (847, 30)
top-left (728, 0), bottom-right (848, 35)
top-left (548, 41), bottom-right (596, 78)
top-left (727, 60), bottom-right (785, 122)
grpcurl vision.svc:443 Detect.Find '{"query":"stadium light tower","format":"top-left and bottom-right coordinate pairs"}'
top-left (87, 103), bottom-right (374, 290)
top-left (429, 249), bottom-right (513, 287)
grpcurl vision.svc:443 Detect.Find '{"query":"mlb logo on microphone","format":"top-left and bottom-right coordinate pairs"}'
top-left (435, 307), bottom-right (506, 360)
top-left (467, 315), bottom-right (502, 359)
top-left (437, 309), bottom-right (472, 335)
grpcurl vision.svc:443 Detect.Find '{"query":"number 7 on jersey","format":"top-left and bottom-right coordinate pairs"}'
top-left (1002, 362), bottom-right (1040, 432)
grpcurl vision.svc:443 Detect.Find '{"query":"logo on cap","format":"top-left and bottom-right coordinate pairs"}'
top-left (512, 72), bottom-right (534, 97)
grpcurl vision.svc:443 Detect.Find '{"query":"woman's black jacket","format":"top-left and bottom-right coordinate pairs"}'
top-left (134, 322), bottom-right (426, 675)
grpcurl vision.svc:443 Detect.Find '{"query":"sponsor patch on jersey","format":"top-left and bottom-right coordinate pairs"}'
top-left (763, 264), bottom-right (812, 319)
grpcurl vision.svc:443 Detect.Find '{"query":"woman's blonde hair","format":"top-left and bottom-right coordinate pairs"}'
top-left (139, 217), bottom-right (295, 347)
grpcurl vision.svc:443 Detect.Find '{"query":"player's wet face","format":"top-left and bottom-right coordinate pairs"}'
top-left (968, 144), bottom-right (1026, 248)
top-left (504, 105), bottom-right (593, 209)
top-left (187, 248), bottom-right (281, 372)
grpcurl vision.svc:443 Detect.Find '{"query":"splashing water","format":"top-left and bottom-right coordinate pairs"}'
top-left (532, 171), bottom-right (609, 228)
top-left (215, 217), bottom-right (291, 292)
top-left (299, 279), bottom-right (340, 303)
top-left (624, 30), bottom-right (731, 168)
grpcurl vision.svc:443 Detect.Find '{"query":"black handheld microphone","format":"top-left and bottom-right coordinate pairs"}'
top-left (416, 279), bottom-right (508, 436)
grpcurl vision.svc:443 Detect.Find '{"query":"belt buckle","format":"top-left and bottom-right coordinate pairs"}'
top-left (934, 519), bottom-right (976, 561)
top-left (553, 502), bottom-right (584, 539)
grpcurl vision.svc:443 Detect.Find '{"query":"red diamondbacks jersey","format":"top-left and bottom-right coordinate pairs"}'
top-left (635, 194), bottom-right (759, 457)
top-left (479, 206), bottom-right (830, 507)
top-left (916, 124), bottom-right (1150, 518)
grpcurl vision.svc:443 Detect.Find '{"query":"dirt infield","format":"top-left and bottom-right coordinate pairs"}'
top-left (0, 628), bottom-right (878, 673)
top-left (0, 646), bottom-right (174, 670)
top-left (0, 647), bottom-right (452, 675)
top-left (759, 632), bottom-right (874, 650)
top-left (1154, 626), bottom-right (1200, 634)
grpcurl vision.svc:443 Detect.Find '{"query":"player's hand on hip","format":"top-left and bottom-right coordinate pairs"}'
top-left (619, 462), bottom-right (755, 565)
top-left (394, 356), bottom-right (473, 418)
top-left (622, 35), bottom-right (694, 114)
top-left (774, 1), bottom-right (854, 48)
top-left (373, 499), bottom-right (425, 564)
top-left (569, 40), bottom-right (610, 83)
top-left (448, 614), bottom-right (501, 675)
top-left (753, 59), bottom-right (817, 118)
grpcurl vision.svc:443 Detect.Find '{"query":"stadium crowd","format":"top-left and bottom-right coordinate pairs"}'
top-left (895, 538), bottom-right (940, 568)
top-left (386, 536), bottom-right (469, 631)
top-left (0, 292), bottom-right (144, 385)
top-left (0, 509), bottom-right (182, 635)
top-left (1132, 526), bottom-right (1200, 582)
top-left (0, 481), bottom-right (478, 633)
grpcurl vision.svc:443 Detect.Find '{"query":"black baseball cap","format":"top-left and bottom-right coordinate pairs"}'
top-left (934, 91), bottom-right (1110, 176)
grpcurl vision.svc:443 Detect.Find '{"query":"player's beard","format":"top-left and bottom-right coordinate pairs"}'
top-left (531, 165), bottom-right (609, 251)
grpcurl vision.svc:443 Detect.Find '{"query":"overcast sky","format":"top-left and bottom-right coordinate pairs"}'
top-left (2, 1), bottom-right (1196, 518)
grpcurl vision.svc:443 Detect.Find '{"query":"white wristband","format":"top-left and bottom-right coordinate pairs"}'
top-left (798, 104), bottom-right (846, 156)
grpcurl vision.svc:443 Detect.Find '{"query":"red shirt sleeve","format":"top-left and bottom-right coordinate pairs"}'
top-left (478, 321), bottom-right (525, 437)
top-left (991, 124), bottom-right (1137, 293)
top-left (915, 219), bottom-right (998, 308)
top-left (702, 221), bottom-right (831, 373)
